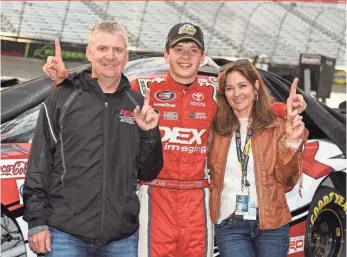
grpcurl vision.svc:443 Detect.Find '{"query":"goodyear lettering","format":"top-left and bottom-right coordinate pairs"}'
top-left (310, 192), bottom-right (347, 224)
top-left (338, 195), bottom-right (345, 206)
top-left (154, 102), bottom-right (176, 108)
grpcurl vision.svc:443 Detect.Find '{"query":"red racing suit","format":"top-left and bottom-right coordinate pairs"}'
top-left (131, 73), bottom-right (217, 257)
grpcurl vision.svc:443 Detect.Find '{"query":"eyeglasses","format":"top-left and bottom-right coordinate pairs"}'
top-left (220, 59), bottom-right (251, 72)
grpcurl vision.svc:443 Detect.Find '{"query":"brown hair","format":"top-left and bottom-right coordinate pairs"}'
top-left (212, 59), bottom-right (274, 136)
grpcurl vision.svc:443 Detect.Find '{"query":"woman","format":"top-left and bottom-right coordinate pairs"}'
top-left (208, 59), bottom-right (309, 257)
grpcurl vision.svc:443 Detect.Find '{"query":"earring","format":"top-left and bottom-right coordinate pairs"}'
top-left (254, 92), bottom-right (258, 102)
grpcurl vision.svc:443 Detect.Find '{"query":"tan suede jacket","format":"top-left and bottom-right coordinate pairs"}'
top-left (208, 117), bottom-right (309, 230)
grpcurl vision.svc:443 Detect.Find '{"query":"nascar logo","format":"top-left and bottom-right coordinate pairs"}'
top-left (155, 90), bottom-right (176, 102)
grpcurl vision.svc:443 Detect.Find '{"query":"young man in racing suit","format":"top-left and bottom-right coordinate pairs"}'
top-left (43, 22), bottom-right (307, 257)
top-left (131, 23), bottom-right (216, 257)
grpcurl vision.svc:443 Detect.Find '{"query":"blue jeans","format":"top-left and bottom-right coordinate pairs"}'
top-left (46, 227), bottom-right (138, 257)
top-left (215, 218), bottom-right (289, 257)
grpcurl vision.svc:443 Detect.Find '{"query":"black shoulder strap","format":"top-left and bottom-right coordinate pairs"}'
top-left (58, 87), bottom-right (83, 128)
top-left (125, 89), bottom-right (140, 108)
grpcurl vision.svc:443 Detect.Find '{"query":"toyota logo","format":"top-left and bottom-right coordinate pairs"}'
top-left (192, 93), bottom-right (204, 101)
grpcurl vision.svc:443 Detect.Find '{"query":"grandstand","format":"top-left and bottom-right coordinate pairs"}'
top-left (1, 1), bottom-right (346, 67)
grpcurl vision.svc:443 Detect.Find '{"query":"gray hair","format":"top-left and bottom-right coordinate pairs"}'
top-left (88, 20), bottom-right (128, 48)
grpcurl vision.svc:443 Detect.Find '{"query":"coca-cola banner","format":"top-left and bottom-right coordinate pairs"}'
top-left (0, 159), bottom-right (28, 178)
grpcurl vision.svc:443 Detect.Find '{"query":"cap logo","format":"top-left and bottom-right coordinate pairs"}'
top-left (178, 24), bottom-right (196, 35)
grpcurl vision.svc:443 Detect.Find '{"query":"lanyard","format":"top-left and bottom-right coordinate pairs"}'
top-left (235, 128), bottom-right (253, 188)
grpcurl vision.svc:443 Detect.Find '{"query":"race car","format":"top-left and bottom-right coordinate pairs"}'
top-left (1, 55), bottom-right (346, 257)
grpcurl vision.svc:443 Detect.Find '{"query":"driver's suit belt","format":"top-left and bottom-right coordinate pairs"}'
top-left (140, 179), bottom-right (209, 190)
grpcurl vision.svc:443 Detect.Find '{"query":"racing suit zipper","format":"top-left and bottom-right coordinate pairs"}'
top-left (100, 101), bottom-right (109, 237)
top-left (181, 87), bottom-right (189, 181)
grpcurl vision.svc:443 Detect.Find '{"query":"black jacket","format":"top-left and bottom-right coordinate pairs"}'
top-left (23, 70), bottom-right (163, 244)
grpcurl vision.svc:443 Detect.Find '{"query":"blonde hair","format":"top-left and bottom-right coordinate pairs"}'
top-left (88, 20), bottom-right (128, 48)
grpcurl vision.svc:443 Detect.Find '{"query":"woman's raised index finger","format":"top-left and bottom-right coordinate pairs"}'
top-left (289, 78), bottom-right (299, 97)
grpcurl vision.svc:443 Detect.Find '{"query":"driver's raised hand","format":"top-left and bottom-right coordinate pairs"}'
top-left (42, 39), bottom-right (67, 85)
top-left (133, 88), bottom-right (159, 131)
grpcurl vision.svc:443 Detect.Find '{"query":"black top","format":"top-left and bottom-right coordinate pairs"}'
top-left (23, 69), bottom-right (163, 245)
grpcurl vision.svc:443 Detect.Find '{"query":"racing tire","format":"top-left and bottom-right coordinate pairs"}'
top-left (304, 186), bottom-right (346, 257)
top-left (1, 209), bottom-right (27, 257)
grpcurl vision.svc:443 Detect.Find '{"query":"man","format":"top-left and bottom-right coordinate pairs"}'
top-left (24, 20), bottom-right (163, 257)
top-left (133, 23), bottom-right (216, 257)
top-left (44, 22), bottom-right (306, 257)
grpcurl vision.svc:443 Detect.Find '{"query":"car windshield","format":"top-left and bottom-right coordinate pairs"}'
top-left (1, 104), bottom-right (41, 143)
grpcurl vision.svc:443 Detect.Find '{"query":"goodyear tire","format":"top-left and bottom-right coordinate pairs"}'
top-left (305, 186), bottom-right (346, 257)
top-left (1, 209), bottom-right (26, 257)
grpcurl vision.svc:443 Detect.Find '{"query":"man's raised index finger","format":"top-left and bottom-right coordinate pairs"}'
top-left (289, 78), bottom-right (299, 96)
top-left (55, 39), bottom-right (62, 58)
top-left (143, 88), bottom-right (151, 107)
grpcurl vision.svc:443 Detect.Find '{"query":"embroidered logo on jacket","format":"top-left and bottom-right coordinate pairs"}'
top-left (119, 110), bottom-right (135, 124)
